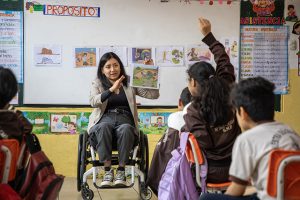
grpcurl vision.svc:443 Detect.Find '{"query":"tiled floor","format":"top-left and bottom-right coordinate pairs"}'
top-left (59, 177), bottom-right (158, 200)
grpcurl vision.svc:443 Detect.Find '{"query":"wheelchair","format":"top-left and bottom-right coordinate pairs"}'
top-left (77, 130), bottom-right (152, 200)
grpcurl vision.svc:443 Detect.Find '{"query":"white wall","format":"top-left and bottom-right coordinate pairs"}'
top-left (24, 0), bottom-right (240, 105)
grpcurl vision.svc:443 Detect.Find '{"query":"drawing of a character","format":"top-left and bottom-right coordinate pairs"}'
top-left (231, 41), bottom-right (238, 57)
top-left (82, 53), bottom-right (88, 66)
top-left (285, 5), bottom-right (298, 22)
top-left (292, 21), bottom-right (300, 35)
top-left (187, 48), bottom-right (200, 61)
top-left (250, 0), bottom-right (275, 17)
top-left (156, 117), bottom-right (163, 128)
top-left (68, 122), bottom-right (76, 134)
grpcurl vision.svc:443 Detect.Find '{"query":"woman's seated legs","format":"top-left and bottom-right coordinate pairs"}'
top-left (90, 121), bottom-right (114, 163)
top-left (115, 123), bottom-right (136, 165)
top-left (114, 123), bottom-right (136, 186)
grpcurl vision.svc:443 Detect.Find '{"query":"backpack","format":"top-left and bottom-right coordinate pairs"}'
top-left (158, 132), bottom-right (199, 200)
top-left (15, 134), bottom-right (64, 200)
top-left (147, 127), bottom-right (180, 195)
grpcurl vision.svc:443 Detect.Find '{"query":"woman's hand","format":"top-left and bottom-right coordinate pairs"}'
top-left (110, 75), bottom-right (125, 93)
top-left (198, 17), bottom-right (211, 37)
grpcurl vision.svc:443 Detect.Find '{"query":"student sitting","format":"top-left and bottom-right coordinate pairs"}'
top-left (182, 17), bottom-right (241, 184)
top-left (200, 77), bottom-right (300, 200)
top-left (0, 66), bottom-right (32, 144)
top-left (147, 87), bottom-right (192, 195)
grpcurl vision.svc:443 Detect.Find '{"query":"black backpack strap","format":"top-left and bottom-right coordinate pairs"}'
top-left (25, 134), bottom-right (41, 154)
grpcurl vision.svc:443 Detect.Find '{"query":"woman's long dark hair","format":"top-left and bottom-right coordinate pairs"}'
top-left (187, 62), bottom-right (232, 126)
top-left (97, 52), bottom-right (128, 90)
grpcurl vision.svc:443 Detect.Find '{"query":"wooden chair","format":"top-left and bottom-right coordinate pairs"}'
top-left (267, 149), bottom-right (300, 200)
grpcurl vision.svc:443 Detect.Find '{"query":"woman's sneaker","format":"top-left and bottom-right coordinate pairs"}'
top-left (114, 170), bottom-right (126, 186)
top-left (100, 169), bottom-right (114, 187)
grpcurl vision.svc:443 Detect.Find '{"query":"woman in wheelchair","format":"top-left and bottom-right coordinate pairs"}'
top-left (87, 52), bottom-right (159, 187)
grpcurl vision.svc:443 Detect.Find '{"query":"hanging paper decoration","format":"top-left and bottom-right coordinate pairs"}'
top-left (218, 0), bottom-right (223, 5)
top-left (227, 0), bottom-right (232, 5)
top-left (209, 0), bottom-right (214, 5)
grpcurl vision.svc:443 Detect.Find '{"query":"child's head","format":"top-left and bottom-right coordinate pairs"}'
top-left (187, 62), bottom-right (232, 126)
top-left (178, 87), bottom-right (192, 110)
top-left (0, 66), bottom-right (18, 109)
top-left (231, 76), bottom-right (275, 131)
top-left (187, 61), bottom-right (215, 97)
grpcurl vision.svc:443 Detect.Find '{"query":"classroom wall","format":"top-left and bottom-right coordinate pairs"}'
top-left (23, 0), bottom-right (240, 106)
top-left (275, 69), bottom-right (300, 134)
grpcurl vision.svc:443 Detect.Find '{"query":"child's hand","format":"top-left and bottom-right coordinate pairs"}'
top-left (198, 17), bottom-right (211, 37)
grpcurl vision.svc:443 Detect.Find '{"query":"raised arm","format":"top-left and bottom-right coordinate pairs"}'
top-left (199, 17), bottom-right (235, 83)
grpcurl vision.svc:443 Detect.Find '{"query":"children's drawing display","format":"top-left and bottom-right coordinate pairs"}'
top-left (23, 0), bottom-right (240, 106)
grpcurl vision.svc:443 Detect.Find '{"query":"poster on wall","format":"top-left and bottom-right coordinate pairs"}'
top-left (34, 44), bottom-right (62, 65)
top-left (240, 0), bottom-right (285, 25)
top-left (284, 0), bottom-right (300, 73)
top-left (99, 46), bottom-right (127, 66)
top-left (75, 47), bottom-right (97, 68)
top-left (185, 44), bottom-right (212, 66)
top-left (0, 11), bottom-right (23, 83)
top-left (220, 37), bottom-right (240, 80)
top-left (129, 47), bottom-right (155, 64)
top-left (138, 111), bottom-right (172, 134)
top-left (155, 46), bottom-right (184, 66)
top-left (50, 114), bottom-right (77, 134)
top-left (240, 26), bottom-right (289, 94)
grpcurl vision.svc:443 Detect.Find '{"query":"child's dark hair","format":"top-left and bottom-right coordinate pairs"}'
top-left (180, 87), bottom-right (192, 106)
top-left (0, 66), bottom-right (18, 109)
top-left (288, 5), bottom-right (294, 10)
top-left (231, 76), bottom-right (275, 122)
top-left (97, 52), bottom-right (128, 90)
top-left (187, 62), bottom-right (232, 126)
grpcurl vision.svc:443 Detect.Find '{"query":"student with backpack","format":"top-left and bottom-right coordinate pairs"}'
top-left (147, 87), bottom-right (192, 195)
top-left (0, 66), bottom-right (64, 200)
top-left (200, 77), bottom-right (300, 200)
top-left (0, 66), bottom-right (32, 144)
top-left (182, 17), bottom-right (241, 184)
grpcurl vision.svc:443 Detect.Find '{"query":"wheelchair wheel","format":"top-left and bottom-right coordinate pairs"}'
top-left (139, 133), bottom-right (149, 180)
top-left (78, 131), bottom-right (88, 192)
top-left (77, 133), bottom-right (83, 191)
top-left (81, 182), bottom-right (94, 200)
top-left (138, 133), bottom-right (151, 200)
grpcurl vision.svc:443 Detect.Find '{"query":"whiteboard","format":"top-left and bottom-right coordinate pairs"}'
top-left (24, 0), bottom-right (240, 106)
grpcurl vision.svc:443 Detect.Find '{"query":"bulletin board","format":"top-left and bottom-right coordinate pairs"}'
top-left (23, 0), bottom-right (240, 106)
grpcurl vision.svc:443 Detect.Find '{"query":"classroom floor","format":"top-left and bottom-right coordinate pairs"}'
top-left (60, 177), bottom-right (158, 200)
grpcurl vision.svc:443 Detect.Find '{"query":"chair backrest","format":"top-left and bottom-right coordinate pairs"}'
top-left (0, 139), bottom-right (20, 183)
top-left (186, 134), bottom-right (231, 193)
top-left (267, 149), bottom-right (300, 200)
